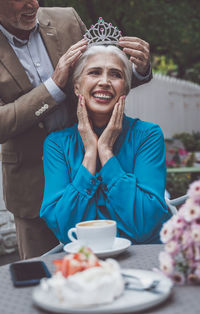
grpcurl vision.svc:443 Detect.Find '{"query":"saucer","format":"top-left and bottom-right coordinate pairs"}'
top-left (64, 237), bottom-right (131, 258)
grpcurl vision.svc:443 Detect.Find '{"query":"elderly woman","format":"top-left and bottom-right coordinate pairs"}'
top-left (40, 45), bottom-right (171, 245)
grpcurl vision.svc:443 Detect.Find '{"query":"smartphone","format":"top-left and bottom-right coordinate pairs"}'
top-left (10, 260), bottom-right (51, 287)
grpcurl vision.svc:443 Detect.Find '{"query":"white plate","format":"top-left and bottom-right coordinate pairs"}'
top-left (33, 269), bottom-right (173, 313)
top-left (63, 237), bottom-right (131, 258)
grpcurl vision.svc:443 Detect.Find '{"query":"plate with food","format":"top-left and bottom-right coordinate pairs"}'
top-left (33, 247), bottom-right (173, 313)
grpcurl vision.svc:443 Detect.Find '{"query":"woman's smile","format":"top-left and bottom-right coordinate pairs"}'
top-left (92, 90), bottom-right (114, 103)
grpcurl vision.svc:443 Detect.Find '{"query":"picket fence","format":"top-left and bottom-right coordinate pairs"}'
top-left (125, 73), bottom-right (200, 138)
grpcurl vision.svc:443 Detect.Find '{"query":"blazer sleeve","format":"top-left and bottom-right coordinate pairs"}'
top-left (131, 67), bottom-right (153, 88)
top-left (98, 124), bottom-right (171, 244)
top-left (0, 84), bottom-right (59, 143)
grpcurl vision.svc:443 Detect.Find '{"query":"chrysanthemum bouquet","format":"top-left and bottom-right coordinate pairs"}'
top-left (159, 180), bottom-right (200, 284)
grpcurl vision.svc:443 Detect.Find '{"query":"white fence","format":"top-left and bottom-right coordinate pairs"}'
top-left (125, 73), bottom-right (200, 138)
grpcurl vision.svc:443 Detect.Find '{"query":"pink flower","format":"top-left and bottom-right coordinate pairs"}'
top-left (194, 245), bottom-right (200, 261)
top-left (171, 272), bottom-right (185, 285)
top-left (182, 199), bottom-right (200, 222)
top-left (187, 273), bottom-right (200, 284)
top-left (181, 230), bottom-right (193, 248)
top-left (184, 245), bottom-right (194, 260)
top-left (187, 180), bottom-right (200, 204)
top-left (159, 180), bottom-right (200, 285)
top-left (166, 160), bottom-right (176, 167)
top-left (191, 225), bottom-right (200, 242)
top-left (171, 212), bottom-right (186, 229)
top-left (159, 251), bottom-right (174, 275)
top-left (178, 148), bottom-right (188, 156)
top-left (160, 220), bottom-right (174, 243)
top-left (165, 240), bottom-right (180, 255)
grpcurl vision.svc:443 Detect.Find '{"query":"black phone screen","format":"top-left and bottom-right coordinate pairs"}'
top-left (10, 261), bottom-right (51, 286)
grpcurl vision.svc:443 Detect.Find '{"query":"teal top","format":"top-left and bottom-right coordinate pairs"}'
top-left (40, 115), bottom-right (171, 244)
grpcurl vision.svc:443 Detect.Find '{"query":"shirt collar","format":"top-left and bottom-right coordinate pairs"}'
top-left (0, 20), bottom-right (39, 46)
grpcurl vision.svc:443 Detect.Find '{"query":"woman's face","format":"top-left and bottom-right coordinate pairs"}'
top-left (74, 52), bottom-right (126, 118)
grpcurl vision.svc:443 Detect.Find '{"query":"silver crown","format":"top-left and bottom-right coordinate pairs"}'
top-left (84, 17), bottom-right (122, 46)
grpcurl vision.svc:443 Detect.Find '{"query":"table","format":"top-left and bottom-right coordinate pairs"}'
top-left (0, 244), bottom-right (199, 314)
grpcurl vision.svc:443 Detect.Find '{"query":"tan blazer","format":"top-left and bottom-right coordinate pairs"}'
top-left (0, 7), bottom-right (86, 218)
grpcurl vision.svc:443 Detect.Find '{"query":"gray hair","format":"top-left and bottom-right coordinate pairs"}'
top-left (72, 45), bottom-right (133, 95)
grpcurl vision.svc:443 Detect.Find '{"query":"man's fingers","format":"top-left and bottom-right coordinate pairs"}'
top-left (123, 47), bottom-right (147, 61)
top-left (68, 38), bottom-right (88, 52)
top-left (119, 41), bottom-right (146, 53)
top-left (119, 36), bottom-right (149, 49)
top-left (66, 50), bottom-right (82, 64)
top-left (64, 45), bottom-right (86, 59)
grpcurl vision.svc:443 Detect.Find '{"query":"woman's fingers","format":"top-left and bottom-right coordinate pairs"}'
top-left (77, 96), bottom-right (92, 133)
top-left (117, 96), bottom-right (125, 125)
top-left (109, 96), bottom-right (125, 127)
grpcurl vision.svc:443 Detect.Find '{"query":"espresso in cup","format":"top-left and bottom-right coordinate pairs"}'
top-left (79, 220), bottom-right (114, 227)
top-left (68, 220), bottom-right (116, 251)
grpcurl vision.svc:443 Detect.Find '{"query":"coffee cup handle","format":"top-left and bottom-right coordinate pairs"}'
top-left (68, 227), bottom-right (78, 242)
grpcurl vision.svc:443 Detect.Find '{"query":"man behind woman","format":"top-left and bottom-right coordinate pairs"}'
top-left (40, 43), bottom-right (171, 245)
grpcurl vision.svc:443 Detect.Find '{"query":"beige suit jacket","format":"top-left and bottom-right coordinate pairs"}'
top-left (0, 7), bottom-right (86, 218)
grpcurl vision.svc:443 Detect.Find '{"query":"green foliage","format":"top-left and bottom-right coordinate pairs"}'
top-left (166, 173), bottom-right (191, 199)
top-left (173, 132), bottom-right (200, 152)
top-left (152, 55), bottom-right (178, 76)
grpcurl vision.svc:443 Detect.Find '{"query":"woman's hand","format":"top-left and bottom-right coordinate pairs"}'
top-left (77, 96), bottom-right (98, 175)
top-left (98, 96), bottom-right (125, 166)
top-left (52, 39), bottom-right (88, 90)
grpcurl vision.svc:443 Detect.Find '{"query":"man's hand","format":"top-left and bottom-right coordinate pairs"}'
top-left (52, 39), bottom-right (88, 90)
top-left (119, 37), bottom-right (150, 76)
top-left (98, 96), bottom-right (125, 166)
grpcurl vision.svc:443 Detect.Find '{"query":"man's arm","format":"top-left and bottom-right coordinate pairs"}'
top-left (0, 7), bottom-right (87, 143)
top-left (0, 84), bottom-right (59, 143)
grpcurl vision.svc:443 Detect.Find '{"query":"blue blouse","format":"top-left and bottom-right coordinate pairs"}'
top-left (40, 115), bottom-right (171, 244)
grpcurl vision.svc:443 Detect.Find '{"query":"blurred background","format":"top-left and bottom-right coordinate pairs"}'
top-left (0, 0), bottom-right (200, 262)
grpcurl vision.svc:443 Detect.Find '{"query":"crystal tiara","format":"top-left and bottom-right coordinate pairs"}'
top-left (84, 17), bottom-right (122, 46)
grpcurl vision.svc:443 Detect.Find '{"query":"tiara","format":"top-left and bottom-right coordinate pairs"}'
top-left (84, 17), bottom-right (122, 46)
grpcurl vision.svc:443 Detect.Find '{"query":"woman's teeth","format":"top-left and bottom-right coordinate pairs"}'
top-left (93, 93), bottom-right (112, 100)
top-left (23, 12), bottom-right (35, 17)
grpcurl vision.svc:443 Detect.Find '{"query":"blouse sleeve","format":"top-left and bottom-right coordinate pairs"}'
top-left (98, 124), bottom-right (171, 244)
top-left (40, 134), bottom-right (101, 243)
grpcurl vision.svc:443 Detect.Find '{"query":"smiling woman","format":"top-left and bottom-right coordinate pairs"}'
top-left (40, 45), bottom-right (172, 245)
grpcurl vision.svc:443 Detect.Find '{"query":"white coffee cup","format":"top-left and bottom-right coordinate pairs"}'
top-left (68, 220), bottom-right (116, 251)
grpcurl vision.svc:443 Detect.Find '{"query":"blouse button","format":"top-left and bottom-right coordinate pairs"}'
top-left (90, 178), bottom-right (96, 185)
top-left (97, 176), bottom-right (102, 181)
top-left (85, 188), bottom-right (91, 195)
top-left (103, 184), bottom-right (108, 192)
